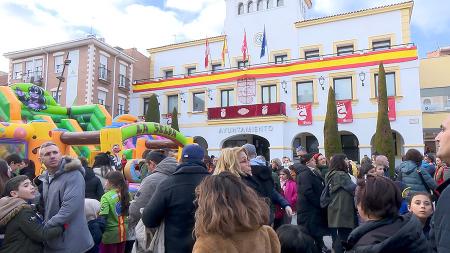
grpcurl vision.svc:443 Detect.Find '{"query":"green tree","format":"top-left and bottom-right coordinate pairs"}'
top-left (374, 62), bottom-right (395, 177)
top-left (324, 86), bottom-right (342, 159)
top-left (170, 107), bottom-right (179, 131)
top-left (144, 94), bottom-right (160, 123)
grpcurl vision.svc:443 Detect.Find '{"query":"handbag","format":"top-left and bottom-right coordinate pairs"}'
top-left (133, 219), bottom-right (156, 253)
top-left (320, 182), bottom-right (332, 208)
top-left (149, 220), bottom-right (165, 253)
top-left (416, 169), bottom-right (439, 201)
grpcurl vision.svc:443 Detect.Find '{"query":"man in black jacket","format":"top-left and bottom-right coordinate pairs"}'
top-left (142, 144), bottom-right (209, 253)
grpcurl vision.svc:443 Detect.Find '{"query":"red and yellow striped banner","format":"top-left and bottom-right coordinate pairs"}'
top-left (133, 46), bottom-right (417, 93)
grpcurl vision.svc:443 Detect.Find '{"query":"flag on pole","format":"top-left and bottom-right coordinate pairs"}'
top-left (242, 30), bottom-right (248, 62)
top-left (260, 26), bottom-right (267, 58)
top-left (204, 38), bottom-right (210, 68)
top-left (221, 37), bottom-right (228, 66)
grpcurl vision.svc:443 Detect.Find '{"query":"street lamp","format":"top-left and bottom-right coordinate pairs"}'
top-left (318, 76), bottom-right (325, 90)
top-left (206, 88), bottom-right (214, 100)
top-left (54, 55), bottom-right (71, 103)
top-left (359, 71), bottom-right (366, 86)
top-left (281, 80), bottom-right (288, 93)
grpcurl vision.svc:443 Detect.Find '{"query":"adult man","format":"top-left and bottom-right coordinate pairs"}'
top-left (142, 144), bottom-right (209, 253)
top-left (433, 116), bottom-right (450, 252)
top-left (297, 153), bottom-right (329, 253)
top-left (5, 154), bottom-right (24, 177)
top-left (38, 142), bottom-right (93, 253)
top-left (241, 144), bottom-right (293, 223)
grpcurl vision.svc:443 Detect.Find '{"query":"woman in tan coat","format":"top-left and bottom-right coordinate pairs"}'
top-left (193, 172), bottom-right (281, 253)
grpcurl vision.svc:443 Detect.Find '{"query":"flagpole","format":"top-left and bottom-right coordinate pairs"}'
top-left (227, 36), bottom-right (231, 70)
top-left (266, 26), bottom-right (269, 64)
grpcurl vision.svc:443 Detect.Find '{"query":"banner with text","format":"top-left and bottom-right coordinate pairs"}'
top-left (388, 97), bottom-right (396, 121)
top-left (297, 103), bottom-right (312, 125)
top-left (337, 100), bottom-right (353, 123)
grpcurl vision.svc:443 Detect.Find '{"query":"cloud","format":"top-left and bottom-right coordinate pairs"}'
top-left (165, 0), bottom-right (219, 12)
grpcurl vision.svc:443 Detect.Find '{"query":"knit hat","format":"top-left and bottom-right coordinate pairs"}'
top-left (242, 144), bottom-right (257, 157)
top-left (313, 153), bottom-right (322, 161)
top-left (302, 153), bottom-right (316, 163)
top-left (145, 151), bottom-right (167, 164)
top-left (181, 144), bottom-right (205, 162)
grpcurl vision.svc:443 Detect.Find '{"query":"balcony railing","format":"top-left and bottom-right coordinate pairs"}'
top-left (98, 66), bottom-right (112, 83)
top-left (117, 109), bottom-right (129, 115)
top-left (208, 102), bottom-right (286, 120)
top-left (118, 74), bottom-right (130, 89)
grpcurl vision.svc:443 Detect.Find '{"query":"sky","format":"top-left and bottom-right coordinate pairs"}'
top-left (0, 0), bottom-right (449, 72)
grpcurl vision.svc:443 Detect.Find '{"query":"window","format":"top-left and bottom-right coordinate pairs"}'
top-left (99, 55), bottom-right (108, 80)
top-left (372, 40), bottom-right (391, 51)
top-left (337, 45), bottom-right (354, 56)
top-left (261, 85), bottom-right (277, 103)
top-left (304, 49), bottom-right (320, 60)
top-left (238, 3), bottom-right (244, 14)
top-left (143, 97), bottom-right (150, 115)
top-left (167, 95), bottom-right (178, 113)
top-left (212, 63), bottom-right (222, 73)
top-left (274, 54), bottom-right (287, 64)
top-left (248, 1), bottom-right (253, 12)
top-left (119, 64), bottom-right (127, 87)
top-left (333, 77), bottom-right (353, 100)
top-left (13, 63), bottom-right (22, 79)
top-left (51, 91), bottom-right (61, 104)
top-left (296, 81), bottom-right (313, 103)
top-left (257, 0), bottom-right (263, 10)
top-left (34, 59), bottom-right (43, 78)
top-left (237, 60), bottom-right (248, 69)
top-left (221, 89), bottom-right (234, 107)
top-left (55, 55), bottom-right (63, 73)
top-left (164, 70), bottom-right (173, 79)
top-left (193, 92), bottom-right (205, 112)
top-left (25, 61), bottom-right (33, 78)
top-left (118, 97), bottom-right (126, 115)
top-left (187, 67), bottom-right (196, 76)
top-left (98, 90), bottom-right (107, 105)
top-left (277, 0), bottom-right (284, 7)
top-left (266, 0), bottom-right (272, 9)
top-left (374, 72), bottom-right (396, 97)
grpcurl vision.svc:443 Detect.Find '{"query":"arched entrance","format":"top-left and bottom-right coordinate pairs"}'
top-left (222, 134), bottom-right (270, 161)
top-left (370, 130), bottom-right (405, 159)
top-left (339, 131), bottom-right (359, 162)
top-left (193, 136), bottom-right (208, 154)
top-left (292, 132), bottom-right (319, 160)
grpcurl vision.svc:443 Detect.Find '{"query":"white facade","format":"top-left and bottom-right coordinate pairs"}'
top-left (131, 1), bottom-right (422, 164)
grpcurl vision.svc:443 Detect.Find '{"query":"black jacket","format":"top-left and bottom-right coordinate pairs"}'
top-left (84, 167), bottom-right (104, 201)
top-left (142, 161), bottom-right (209, 253)
top-left (296, 166), bottom-right (328, 237)
top-left (86, 217), bottom-right (105, 253)
top-left (345, 214), bottom-right (431, 253)
top-left (432, 185), bottom-right (450, 253)
top-left (248, 164), bottom-right (289, 208)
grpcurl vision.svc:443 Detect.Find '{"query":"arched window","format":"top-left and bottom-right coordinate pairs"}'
top-left (277, 0), bottom-right (284, 7)
top-left (238, 2), bottom-right (244, 15)
top-left (257, 0), bottom-right (263, 10)
top-left (248, 1), bottom-right (253, 13)
top-left (266, 0), bottom-right (272, 9)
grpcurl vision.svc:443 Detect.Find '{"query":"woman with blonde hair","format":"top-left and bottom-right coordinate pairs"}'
top-left (193, 172), bottom-right (280, 253)
top-left (213, 147), bottom-right (249, 177)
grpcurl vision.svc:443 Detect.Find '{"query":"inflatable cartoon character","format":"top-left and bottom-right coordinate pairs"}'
top-left (15, 85), bottom-right (47, 111)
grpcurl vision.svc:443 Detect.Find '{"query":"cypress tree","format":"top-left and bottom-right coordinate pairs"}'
top-left (170, 107), bottom-right (179, 131)
top-left (144, 94), bottom-right (160, 123)
top-left (324, 86), bottom-right (342, 159)
top-left (374, 62), bottom-right (395, 177)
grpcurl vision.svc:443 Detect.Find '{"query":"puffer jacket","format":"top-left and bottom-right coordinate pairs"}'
top-left (84, 167), bottom-right (104, 201)
top-left (0, 197), bottom-right (63, 253)
top-left (398, 160), bottom-right (437, 193)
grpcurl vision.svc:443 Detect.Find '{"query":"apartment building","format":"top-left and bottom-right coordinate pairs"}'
top-left (4, 36), bottom-right (149, 117)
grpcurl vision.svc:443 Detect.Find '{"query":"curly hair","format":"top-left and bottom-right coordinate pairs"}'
top-left (194, 172), bottom-right (269, 237)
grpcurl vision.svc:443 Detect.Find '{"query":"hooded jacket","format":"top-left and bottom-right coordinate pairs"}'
top-left (129, 157), bottom-right (177, 231)
top-left (0, 197), bottom-right (63, 253)
top-left (345, 214), bottom-right (431, 253)
top-left (38, 157), bottom-right (94, 253)
top-left (431, 185), bottom-right (450, 253)
top-left (84, 167), bottom-right (104, 201)
top-left (398, 160), bottom-right (437, 193)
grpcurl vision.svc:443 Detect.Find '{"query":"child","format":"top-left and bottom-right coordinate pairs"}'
top-left (0, 175), bottom-right (63, 253)
top-left (85, 198), bottom-right (106, 253)
top-left (276, 224), bottom-right (319, 253)
top-left (408, 192), bottom-right (434, 239)
top-left (99, 171), bottom-right (130, 253)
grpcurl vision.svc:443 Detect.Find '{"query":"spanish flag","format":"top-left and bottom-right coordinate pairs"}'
top-left (221, 37), bottom-right (228, 67)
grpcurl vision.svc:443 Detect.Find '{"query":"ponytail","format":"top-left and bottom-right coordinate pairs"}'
top-left (105, 171), bottom-right (130, 215)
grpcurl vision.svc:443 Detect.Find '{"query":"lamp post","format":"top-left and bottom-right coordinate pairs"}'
top-left (54, 53), bottom-right (71, 103)
top-left (281, 80), bottom-right (288, 94)
top-left (359, 71), bottom-right (366, 86)
top-left (318, 76), bottom-right (325, 90)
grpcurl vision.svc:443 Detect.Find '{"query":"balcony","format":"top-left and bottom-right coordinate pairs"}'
top-left (118, 74), bottom-right (130, 90)
top-left (98, 66), bottom-right (112, 83)
top-left (23, 71), bottom-right (43, 85)
top-left (208, 102), bottom-right (286, 120)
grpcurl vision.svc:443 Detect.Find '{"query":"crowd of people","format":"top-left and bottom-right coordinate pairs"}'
top-left (0, 117), bottom-right (450, 253)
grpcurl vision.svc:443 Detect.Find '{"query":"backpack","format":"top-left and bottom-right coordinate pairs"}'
top-left (320, 182), bottom-right (332, 208)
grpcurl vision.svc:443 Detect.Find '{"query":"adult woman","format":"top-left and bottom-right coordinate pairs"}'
top-left (325, 154), bottom-right (357, 253)
top-left (314, 153), bottom-right (329, 178)
top-left (344, 175), bottom-right (430, 252)
top-left (270, 158), bottom-right (283, 173)
top-left (408, 192), bottom-right (433, 239)
top-left (374, 155), bottom-right (389, 177)
top-left (193, 172), bottom-right (280, 253)
top-left (0, 159), bottom-right (11, 195)
top-left (398, 149), bottom-right (437, 194)
top-left (357, 163), bottom-right (376, 179)
top-left (434, 157), bottom-right (449, 185)
top-left (274, 169), bottom-right (297, 228)
top-left (93, 152), bottom-right (115, 187)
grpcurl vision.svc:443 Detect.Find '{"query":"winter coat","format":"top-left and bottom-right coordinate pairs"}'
top-left (281, 179), bottom-right (297, 211)
top-left (318, 165), bottom-right (329, 179)
top-left (296, 166), bottom-right (329, 237)
top-left (0, 197), bottom-right (63, 253)
top-left (398, 160), bottom-right (437, 194)
top-left (93, 165), bottom-right (114, 187)
top-left (422, 161), bottom-right (436, 178)
top-left (432, 185), bottom-right (450, 253)
top-left (129, 157), bottom-right (177, 231)
top-left (248, 164), bottom-right (290, 208)
top-left (345, 214), bottom-right (431, 253)
top-left (325, 170), bottom-right (357, 229)
top-left (192, 225), bottom-right (280, 253)
top-left (38, 157), bottom-right (94, 253)
top-left (434, 164), bottom-right (449, 186)
top-left (142, 161), bottom-right (209, 253)
top-left (84, 167), bottom-right (104, 201)
top-left (86, 218), bottom-right (105, 253)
